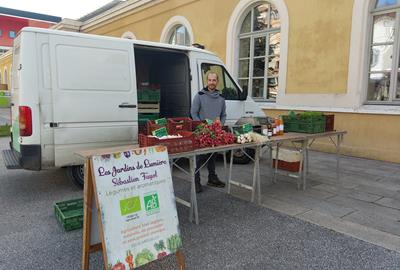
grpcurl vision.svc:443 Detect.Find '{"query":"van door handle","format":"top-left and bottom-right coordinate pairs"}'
top-left (118, 103), bottom-right (137, 108)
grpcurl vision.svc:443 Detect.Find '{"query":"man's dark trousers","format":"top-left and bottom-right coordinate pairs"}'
top-left (195, 154), bottom-right (216, 180)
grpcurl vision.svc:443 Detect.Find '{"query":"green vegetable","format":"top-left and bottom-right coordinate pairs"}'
top-left (154, 240), bottom-right (166, 251)
top-left (288, 110), bottom-right (296, 119)
top-left (166, 234), bottom-right (182, 253)
top-left (299, 111), bottom-right (323, 119)
top-left (135, 249), bottom-right (155, 267)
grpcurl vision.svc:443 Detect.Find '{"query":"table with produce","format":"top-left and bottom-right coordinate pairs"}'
top-left (137, 113), bottom-right (345, 224)
top-left (138, 117), bottom-right (269, 224)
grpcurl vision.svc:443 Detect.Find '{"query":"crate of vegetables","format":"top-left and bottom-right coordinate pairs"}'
top-left (139, 131), bottom-right (197, 154)
top-left (54, 198), bottom-right (83, 231)
top-left (282, 112), bottom-right (326, 134)
top-left (191, 120), bottom-right (206, 131)
top-left (167, 117), bottom-right (193, 134)
top-left (145, 118), bottom-right (168, 135)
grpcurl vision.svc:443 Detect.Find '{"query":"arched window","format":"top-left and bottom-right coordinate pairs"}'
top-left (367, 0), bottom-right (400, 103)
top-left (121, 31), bottom-right (136, 40)
top-left (160, 16), bottom-right (193, 46)
top-left (168, 25), bottom-right (190, 46)
top-left (237, 2), bottom-right (281, 100)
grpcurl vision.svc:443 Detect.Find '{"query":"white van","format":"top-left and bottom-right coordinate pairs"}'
top-left (2, 27), bottom-right (264, 185)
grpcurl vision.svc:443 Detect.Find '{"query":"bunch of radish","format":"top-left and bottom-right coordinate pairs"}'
top-left (194, 122), bottom-right (235, 148)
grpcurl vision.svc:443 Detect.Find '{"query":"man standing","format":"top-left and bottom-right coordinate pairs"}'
top-left (191, 72), bottom-right (227, 193)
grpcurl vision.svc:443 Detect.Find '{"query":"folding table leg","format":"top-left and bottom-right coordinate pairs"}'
top-left (302, 140), bottom-right (308, 190)
top-left (273, 143), bottom-right (280, 184)
top-left (336, 134), bottom-right (342, 183)
top-left (227, 150), bottom-right (234, 194)
top-left (251, 146), bottom-right (260, 203)
top-left (223, 151), bottom-right (227, 184)
top-left (256, 146), bottom-right (261, 205)
top-left (189, 156), bottom-right (199, 224)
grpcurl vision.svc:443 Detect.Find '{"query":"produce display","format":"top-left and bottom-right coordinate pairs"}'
top-left (249, 132), bottom-right (270, 143)
top-left (151, 134), bottom-right (182, 140)
top-left (236, 132), bottom-right (269, 144)
top-left (140, 117), bottom-right (272, 153)
top-left (236, 133), bottom-right (252, 144)
top-left (282, 111), bottom-right (326, 134)
top-left (193, 121), bottom-right (235, 148)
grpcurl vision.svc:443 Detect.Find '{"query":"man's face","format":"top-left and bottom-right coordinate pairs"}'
top-left (207, 74), bottom-right (218, 91)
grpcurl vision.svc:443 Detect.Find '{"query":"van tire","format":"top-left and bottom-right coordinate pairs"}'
top-left (67, 165), bottom-right (85, 188)
top-left (232, 148), bottom-right (255, 164)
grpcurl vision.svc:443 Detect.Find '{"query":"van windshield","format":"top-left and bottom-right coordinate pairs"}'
top-left (200, 63), bottom-right (245, 100)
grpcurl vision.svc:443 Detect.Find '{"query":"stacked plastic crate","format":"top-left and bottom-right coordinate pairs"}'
top-left (138, 85), bottom-right (161, 134)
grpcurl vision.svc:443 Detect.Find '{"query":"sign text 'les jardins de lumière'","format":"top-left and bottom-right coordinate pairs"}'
top-left (91, 145), bottom-right (182, 269)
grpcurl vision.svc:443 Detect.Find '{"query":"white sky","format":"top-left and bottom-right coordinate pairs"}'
top-left (0, 0), bottom-right (115, 19)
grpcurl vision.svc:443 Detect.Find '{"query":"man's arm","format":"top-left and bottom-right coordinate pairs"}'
top-left (220, 99), bottom-right (227, 125)
top-left (191, 94), bottom-right (201, 121)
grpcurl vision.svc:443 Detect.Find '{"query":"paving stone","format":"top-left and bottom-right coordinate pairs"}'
top-left (353, 184), bottom-right (400, 201)
top-left (374, 197), bottom-right (400, 210)
top-left (327, 195), bottom-right (400, 222)
top-left (345, 190), bottom-right (383, 203)
top-left (312, 183), bottom-right (353, 194)
top-left (260, 196), bottom-right (310, 216)
top-left (309, 174), bottom-right (359, 189)
top-left (377, 175), bottom-right (400, 186)
top-left (268, 191), bottom-right (354, 218)
top-left (297, 210), bottom-right (400, 253)
top-left (342, 175), bottom-right (400, 192)
top-left (342, 210), bottom-right (400, 237)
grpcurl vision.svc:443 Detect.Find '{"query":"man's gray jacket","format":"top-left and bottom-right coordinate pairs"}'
top-left (191, 88), bottom-right (227, 124)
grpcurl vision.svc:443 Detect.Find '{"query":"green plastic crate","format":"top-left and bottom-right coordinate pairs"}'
top-left (138, 113), bottom-right (159, 125)
top-left (54, 198), bottom-right (84, 231)
top-left (282, 115), bottom-right (326, 134)
top-left (138, 88), bottom-right (160, 102)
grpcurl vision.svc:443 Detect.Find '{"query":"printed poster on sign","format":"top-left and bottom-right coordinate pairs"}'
top-left (91, 146), bottom-right (182, 270)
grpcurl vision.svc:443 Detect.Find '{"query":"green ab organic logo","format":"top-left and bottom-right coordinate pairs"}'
top-left (144, 193), bottom-right (160, 214)
top-left (119, 196), bottom-right (141, 216)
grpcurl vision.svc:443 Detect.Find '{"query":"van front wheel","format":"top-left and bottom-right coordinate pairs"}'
top-left (232, 148), bottom-right (255, 164)
top-left (67, 165), bottom-right (85, 188)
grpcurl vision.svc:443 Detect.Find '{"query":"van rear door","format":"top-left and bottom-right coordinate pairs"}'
top-left (48, 35), bottom-right (137, 166)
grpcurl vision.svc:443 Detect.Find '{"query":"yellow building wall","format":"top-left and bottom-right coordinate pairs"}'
top-left (0, 52), bottom-right (13, 88)
top-left (285, 0), bottom-right (353, 94)
top-left (265, 109), bottom-right (400, 163)
top-left (84, 0), bottom-right (241, 62)
top-left (84, 0), bottom-right (353, 95)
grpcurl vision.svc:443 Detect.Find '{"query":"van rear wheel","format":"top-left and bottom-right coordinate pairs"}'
top-left (67, 165), bottom-right (85, 188)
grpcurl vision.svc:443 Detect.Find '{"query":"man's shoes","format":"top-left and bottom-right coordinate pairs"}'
top-left (207, 174), bottom-right (225, 188)
top-left (195, 179), bottom-right (203, 193)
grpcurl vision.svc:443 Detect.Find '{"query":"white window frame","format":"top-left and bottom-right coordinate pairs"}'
top-left (237, 4), bottom-right (281, 100)
top-left (346, 0), bottom-right (400, 114)
top-left (160, 15), bottom-right (194, 46)
top-left (226, 0), bottom-right (288, 104)
top-left (364, 0), bottom-right (400, 104)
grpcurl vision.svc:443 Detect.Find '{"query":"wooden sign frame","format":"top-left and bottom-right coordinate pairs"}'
top-left (79, 148), bottom-right (186, 270)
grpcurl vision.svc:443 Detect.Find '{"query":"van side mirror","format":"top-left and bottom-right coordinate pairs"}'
top-left (239, 88), bottom-right (248, 100)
